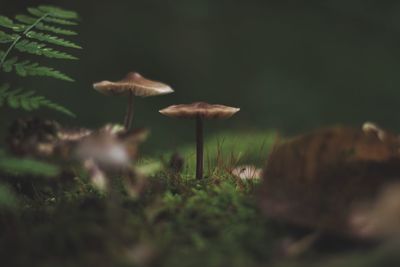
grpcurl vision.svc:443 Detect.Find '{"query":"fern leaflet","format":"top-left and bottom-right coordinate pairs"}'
top-left (26, 31), bottom-right (81, 49)
top-left (15, 39), bottom-right (77, 60)
top-left (28, 8), bottom-right (77, 25)
top-left (0, 16), bottom-right (25, 31)
top-left (15, 15), bottom-right (77, 36)
top-left (2, 57), bottom-right (73, 81)
top-left (37, 5), bottom-right (79, 19)
top-left (0, 84), bottom-right (75, 117)
top-left (0, 30), bottom-right (18, 43)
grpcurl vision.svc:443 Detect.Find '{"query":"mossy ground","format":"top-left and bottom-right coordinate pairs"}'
top-left (0, 131), bottom-right (399, 267)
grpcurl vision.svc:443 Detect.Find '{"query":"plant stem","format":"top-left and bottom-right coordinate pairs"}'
top-left (0, 13), bottom-right (49, 68)
top-left (124, 91), bottom-right (134, 130)
top-left (196, 115), bottom-right (204, 179)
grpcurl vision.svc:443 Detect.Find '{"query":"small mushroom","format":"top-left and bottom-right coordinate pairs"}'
top-left (93, 72), bottom-right (174, 130)
top-left (159, 102), bottom-right (240, 179)
top-left (231, 165), bottom-right (262, 180)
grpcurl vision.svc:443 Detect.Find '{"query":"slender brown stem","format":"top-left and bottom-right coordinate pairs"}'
top-left (196, 115), bottom-right (204, 179)
top-left (124, 91), bottom-right (134, 130)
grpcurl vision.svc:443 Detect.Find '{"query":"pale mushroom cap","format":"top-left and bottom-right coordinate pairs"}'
top-left (159, 102), bottom-right (240, 119)
top-left (231, 165), bottom-right (262, 180)
top-left (93, 72), bottom-right (174, 97)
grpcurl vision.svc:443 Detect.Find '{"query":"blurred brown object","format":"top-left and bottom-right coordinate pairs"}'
top-left (6, 118), bottom-right (148, 165)
top-left (259, 123), bottom-right (400, 239)
top-left (7, 117), bottom-right (62, 157)
top-left (6, 118), bottom-right (149, 195)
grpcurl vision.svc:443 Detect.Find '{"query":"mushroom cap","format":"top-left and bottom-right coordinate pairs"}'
top-left (159, 102), bottom-right (240, 119)
top-left (231, 165), bottom-right (262, 180)
top-left (93, 72), bottom-right (174, 97)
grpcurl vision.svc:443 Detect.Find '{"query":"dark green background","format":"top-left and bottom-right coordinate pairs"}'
top-left (2, 0), bottom-right (400, 152)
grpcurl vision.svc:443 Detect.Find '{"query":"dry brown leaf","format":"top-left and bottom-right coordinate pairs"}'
top-left (259, 123), bottom-right (400, 239)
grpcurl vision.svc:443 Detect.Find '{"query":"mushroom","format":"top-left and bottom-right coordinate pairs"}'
top-left (159, 102), bottom-right (240, 179)
top-left (93, 72), bottom-right (174, 130)
top-left (231, 165), bottom-right (262, 181)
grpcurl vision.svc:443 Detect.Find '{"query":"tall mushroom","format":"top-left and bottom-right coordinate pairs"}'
top-left (93, 72), bottom-right (174, 130)
top-left (159, 102), bottom-right (240, 179)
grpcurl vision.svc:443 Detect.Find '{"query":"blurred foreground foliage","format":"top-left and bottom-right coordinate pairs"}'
top-left (0, 130), bottom-right (399, 267)
top-left (0, 149), bottom-right (60, 177)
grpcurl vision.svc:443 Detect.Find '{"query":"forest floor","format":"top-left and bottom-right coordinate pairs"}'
top-left (0, 130), bottom-right (399, 267)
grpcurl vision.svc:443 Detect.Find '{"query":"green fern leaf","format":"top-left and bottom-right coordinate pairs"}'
top-left (36, 23), bottom-right (77, 36)
top-left (14, 14), bottom-right (42, 25)
top-left (1, 57), bottom-right (73, 81)
top-left (43, 16), bottom-right (78, 26)
top-left (0, 6), bottom-right (80, 117)
top-left (29, 95), bottom-right (43, 109)
top-left (38, 5), bottom-right (79, 20)
top-left (6, 88), bottom-right (24, 108)
top-left (26, 31), bottom-right (81, 49)
top-left (27, 8), bottom-right (77, 26)
top-left (0, 16), bottom-right (25, 31)
top-left (41, 101), bottom-right (76, 117)
top-left (0, 30), bottom-right (18, 43)
top-left (15, 15), bottom-right (77, 35)
top-left (2, 57), bottom-right (18, 72)
top-left (26, 7), bottom-right (46, 18)
top-left (19, 91), bottom-right (35, 110)
top-left (15, 40), bottom-right (77, 60)
top-left (5, 87), bottom-right (24, 108)
top-left (0, 85), bottom-right (75, 117)
top-left (0, 16), bottom-right (14, 28)
top-left (14, 60), bottom-right (74, 81)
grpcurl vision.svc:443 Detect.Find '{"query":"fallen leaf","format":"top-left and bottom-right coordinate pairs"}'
top-left (259, 123), bottom-right (400, 239)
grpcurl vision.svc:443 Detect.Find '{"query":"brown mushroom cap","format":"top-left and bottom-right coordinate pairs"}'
top-left (93, 72), bottom-right (174, 97)
top-left (159, 102), bottom-right (240, 119)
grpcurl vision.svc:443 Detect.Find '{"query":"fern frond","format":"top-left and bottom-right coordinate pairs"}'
top-left (0, 150), bottom-right (60, 177)
top-left (15, 40), bottom-right (77, 60)
top-left (0, 5), bottom-right (80, 78)
top-left (0, 84), bottom-right (75, 117)
top-left (2, 57), bottom-right (73, 81)
top-left (27, 8), bottom-right (77, 26)
top-left (26, 31), bottom-right (81, 49)
top-left (0, 5), bottom-right (80, 118)
top-left (15, 15), bottom-right (77, 36)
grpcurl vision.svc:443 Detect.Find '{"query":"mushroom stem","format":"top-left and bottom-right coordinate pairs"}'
top-left (124, 91), bottom-right (134, 130)
top-left (196, 115), bottom-right (204, 179)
